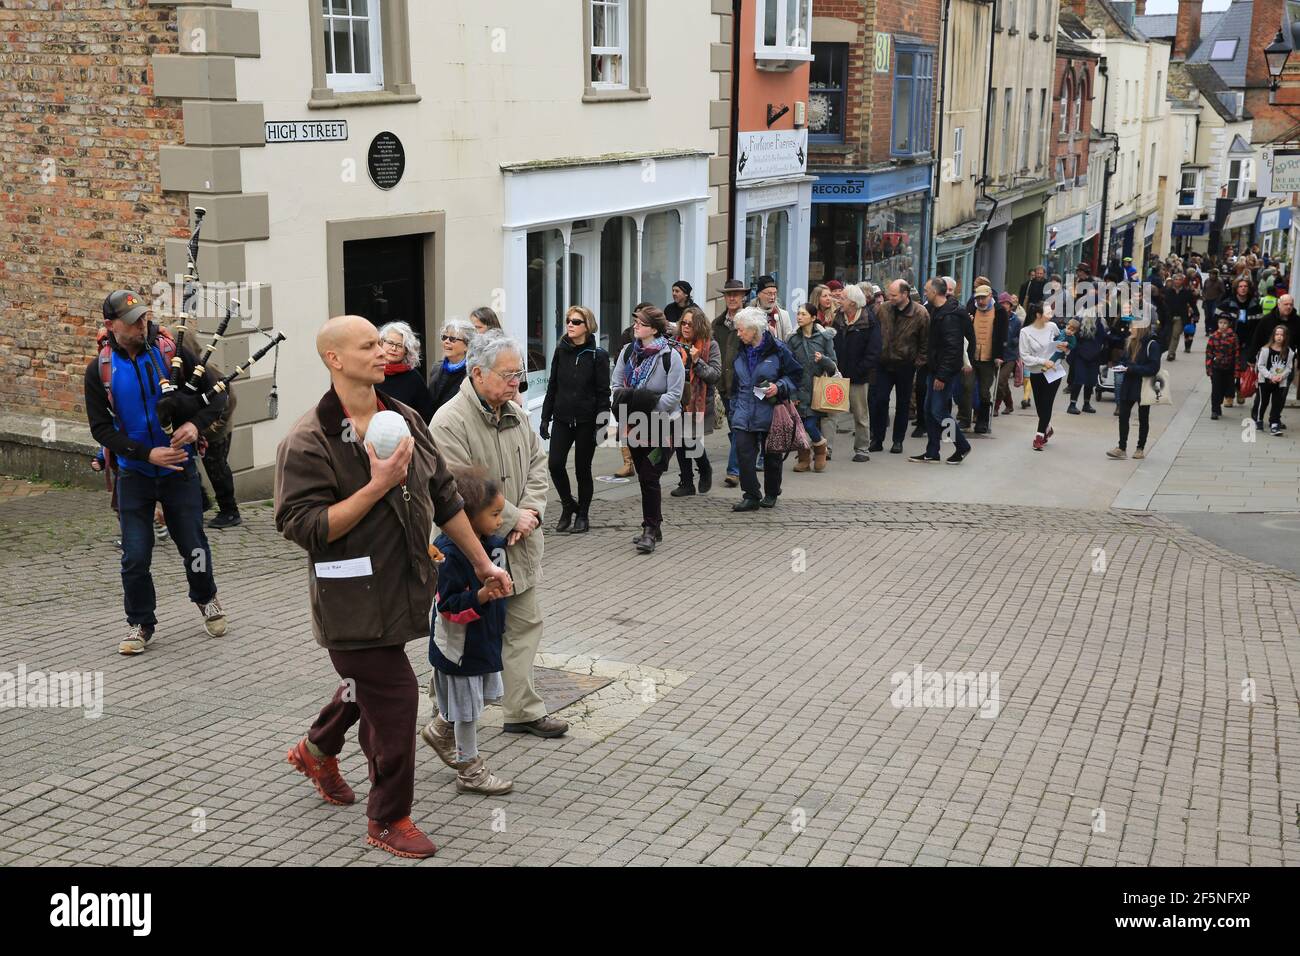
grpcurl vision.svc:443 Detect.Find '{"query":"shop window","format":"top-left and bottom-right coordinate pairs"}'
top-left (525, 229), bottom-right (583, 388)
top-left (641, 209), bottom-right (681, 313)
top-left (764, 211), bottom-right (789, 293)
top-left (861, 198), bottom-right (924, 288)
top-left (744, 214), bottom-right (763, 289)
top-left (756, 0), bottom-right (813, 67)
top-left (891, 46), bottom-right (934, 158)
top-left (809, 43), bottom-right (847, 143)
top-left (599, 218), bottom-right (633, 355)
top-left (1227, 159), bottom-right (1252, 200)
top-left (309, 0), bottom-right (418, 107)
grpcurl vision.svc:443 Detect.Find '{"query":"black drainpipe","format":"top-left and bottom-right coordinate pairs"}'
top-left (726, 0), bottom-right (741, 282)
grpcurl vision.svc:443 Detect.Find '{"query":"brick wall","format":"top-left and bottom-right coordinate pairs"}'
top-left (809, 0), bottom-right (871, 169)
top-left (0, 1), bottom-right (188, 420)
top-left (868, 0), bottom-right (942, 164)
top-left (1051, 54), bottom-right (1098, 182)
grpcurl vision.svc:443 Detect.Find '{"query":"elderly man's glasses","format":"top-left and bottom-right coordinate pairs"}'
top-left (489, 367), bottom-right (526, 384)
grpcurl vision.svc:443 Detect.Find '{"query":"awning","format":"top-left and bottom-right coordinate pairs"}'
top-left (1225, 204), bottom-right (1262, 229)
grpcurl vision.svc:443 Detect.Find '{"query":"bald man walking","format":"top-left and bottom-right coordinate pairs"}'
top-left (276, 315), bottom-right (512, 859)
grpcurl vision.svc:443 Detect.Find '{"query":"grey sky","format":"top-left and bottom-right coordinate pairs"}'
top-left (1142, 0), bottom-right (1232, 14)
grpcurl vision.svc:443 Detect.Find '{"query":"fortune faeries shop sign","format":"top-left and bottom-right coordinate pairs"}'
top-left (736, 129), bottom-right (808, 184)
top-left (264, 120), bottom-right (349, 143)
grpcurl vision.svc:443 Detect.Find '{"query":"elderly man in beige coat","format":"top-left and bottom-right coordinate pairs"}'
top-left (428, 331), bottom-right (568, 738)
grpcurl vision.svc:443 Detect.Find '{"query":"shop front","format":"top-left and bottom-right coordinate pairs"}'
top-left (975, 187), bottom-right (1049, 293)
top-left (734, 129), bottom-right (813, 300)
top-left (808, 165), bottom-right (932, 290)
top-left (934, 218), bottom-right (984, 302)
top-left (1107, 212), bottom-right (1137, 266)
top-left (1210, 197), bottom-right (1263, 258)
top-left (501, 151), bottom-right (710, 411)
top-left (1257, 206), bottom-right (1293, 260)
top-left (1170, 219), bottom-right (1209, 256)
top-left (1045, 211), bottom-right (1085, 278)
top-left (1081, 202), bottom-right (1102, 274)
top-left (1141, 211), bottom-right (1159, 268)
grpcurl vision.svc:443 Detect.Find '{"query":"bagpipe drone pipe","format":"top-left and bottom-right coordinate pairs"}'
top-left (154, 207), bottom-right (287, 435)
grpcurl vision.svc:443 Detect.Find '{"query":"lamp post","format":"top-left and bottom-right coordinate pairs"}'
top-left (1266, 30), bottom-right (1291, 105)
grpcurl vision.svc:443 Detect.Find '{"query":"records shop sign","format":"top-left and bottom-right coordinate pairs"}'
top-left (736, 129), bottom-right (808, 185)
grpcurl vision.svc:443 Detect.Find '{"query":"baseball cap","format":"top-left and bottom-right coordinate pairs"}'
top-left (103, 290), bottom-right (149, 324)
top-left (974, 284), bottom-right (993, 297)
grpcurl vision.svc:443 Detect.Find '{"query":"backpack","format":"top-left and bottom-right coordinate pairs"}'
top-left (621, 342), bottom-right (692, 408)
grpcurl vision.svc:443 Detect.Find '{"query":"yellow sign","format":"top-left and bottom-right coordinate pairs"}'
top-left (873, 33), bottom-right (891, 73)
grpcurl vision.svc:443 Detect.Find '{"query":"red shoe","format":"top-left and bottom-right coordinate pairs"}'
top-left (1044, 426), bottom-right (1054, 442)
top-left (1032, 434), bottom-right (1045, 451)
top-left (287, 738), bottom-right (356, 806)
top-left (367, 817), bottom-right (437, 859)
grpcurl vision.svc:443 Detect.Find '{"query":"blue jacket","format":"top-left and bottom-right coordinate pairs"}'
top-left (728, 330), bottom-right (802, 432)
top-left (82, 325), bottom-right (223, 478)
top-left (1002, 311), bottom-right (1023, 364)
top-left (428, 532), bottom-right (507, 677)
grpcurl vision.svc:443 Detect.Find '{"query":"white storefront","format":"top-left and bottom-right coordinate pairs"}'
top-left (501, 152), bottom-right (710, 409)
top-left (733, 129), bottom-right (812, 300)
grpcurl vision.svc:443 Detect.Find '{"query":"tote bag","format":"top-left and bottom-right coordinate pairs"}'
top-left (1140, 369), bottom-right (1172, 406)
top-left (811, 373), bottom-right (850, 413)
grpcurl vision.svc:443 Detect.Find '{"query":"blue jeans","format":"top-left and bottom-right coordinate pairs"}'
top-left (924, 374), bottom-right (971, 459)
top-left (801, 414), bottom-right (824, 444)
top-left (117, 461), bottom-right (217, 627)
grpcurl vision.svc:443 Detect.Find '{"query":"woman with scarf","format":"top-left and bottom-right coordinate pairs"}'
top-left (377, 320), bottom-right (435, 421)
top-left (729, 307), bottom-right (802, 511)
top-left (671, 305), bottom-right (721, 497)
top-left (541, 305), bottom-right (610, 534)
top-left (664, 280), bottom-right (695, 329)
top-left (612, 307), bottom-right (685, 554)
top-left (427, 317), bottom-right (475, 418)
top-left (1066, 308), bottom-right (1108, 415)
top-left (785, 300), bottom-right (838, 472)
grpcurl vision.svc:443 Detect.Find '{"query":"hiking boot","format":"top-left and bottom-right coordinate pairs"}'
top-left (455, 756), bottom-right (514, 795)
top-left (207, 510), bottom-right (242, 529)
top-left (555, 504), bottom-right (575, 533)
top-left (366, 817), bottom-right (436, 859)
top-left (198, 597), bottom-right (226, 637)
top-left (118, 624), bottom-right (154, 656)
top-left (1224, 396), bottom-right (1234, 407)
top-left (792, 448), bottom-right (812, 472)
top-left (502, 715), bottom-right (569, 738)
top-left (670, 482), bottom-right (696, 497)
top-left (1106, 447), bottom-right (1127, 459)
top-left (286, 738), bottom-right (356, 806)
top-left (420, 716), bottom-right (463, 770)
top-left (1067, 403), bottom-right (1080, 415)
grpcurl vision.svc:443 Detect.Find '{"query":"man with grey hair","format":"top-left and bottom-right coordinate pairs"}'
top-left (834, 284), bottom-right (881, 461)
top-left (429, 331), bottom-right (567, 739)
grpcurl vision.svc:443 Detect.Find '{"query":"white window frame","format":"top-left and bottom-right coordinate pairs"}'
top-left (952, 126), bottom-right (964, 180)
top-left (755, 0), bottom-right (814, 64)
top-left (1073, 82), bottom-right (1083, 132)
top-left (1060, 81), bottom-right (1069, 135)
top-left (1019, 90), bottom-right (1031, 171)
top-left (1178, 170), bottom-right (1202, 208)
top-left (1056, 157), bottom-right (1067, 189)
top-left (1001, 89), bottom-right (1012, 178)
top-left (589, 0), bottom-right (630, 90)
top-left (323, 0), bottom-right (385, 94)
top-left (1209, 39), bottom-right (1238, 61)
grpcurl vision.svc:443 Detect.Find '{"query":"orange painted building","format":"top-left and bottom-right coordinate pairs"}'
top-left (727, 0), bottom-right (814, 300)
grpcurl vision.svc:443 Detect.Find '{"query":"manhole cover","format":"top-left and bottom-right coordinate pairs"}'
top-left (532, 666), bottom-right (613, 713)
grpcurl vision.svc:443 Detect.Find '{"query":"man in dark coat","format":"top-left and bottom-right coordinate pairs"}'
top-left (910, 278), bottom-right (972, 464)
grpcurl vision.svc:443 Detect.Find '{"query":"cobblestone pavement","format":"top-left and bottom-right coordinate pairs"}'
top-left (2, 483), bottom-right (1298, 867)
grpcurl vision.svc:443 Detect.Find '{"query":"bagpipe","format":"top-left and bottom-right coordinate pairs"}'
top-left (155, 207), bottom-right (287, 435)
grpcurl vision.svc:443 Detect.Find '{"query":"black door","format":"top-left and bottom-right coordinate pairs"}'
top-left (343, 234), bottom-right (428, 377)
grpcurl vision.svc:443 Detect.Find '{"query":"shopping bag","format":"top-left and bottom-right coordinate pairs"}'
top-left (1237, 365), bottom-right (1258, 400)
top-left (765, 400), bottom-right (811, 455)
top-left (811, 374), bottom-right (850, 413)
top-left (1141, 369), bottom-right (1172, 406)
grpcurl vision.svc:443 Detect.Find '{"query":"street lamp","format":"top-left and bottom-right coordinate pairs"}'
top-left (1266, 30), bottom-right (1291, 104)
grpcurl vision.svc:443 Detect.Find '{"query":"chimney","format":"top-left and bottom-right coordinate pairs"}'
top-left (1069, 0), bottom-right (1087, 19)
top-left (1173, 0), bottom-right (1203, 61)
top-left (1135, 0), bottom-right (1146, 15)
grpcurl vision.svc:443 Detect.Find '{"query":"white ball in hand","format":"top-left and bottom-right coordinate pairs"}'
top-left (366, 410), bottom-right (410, 459)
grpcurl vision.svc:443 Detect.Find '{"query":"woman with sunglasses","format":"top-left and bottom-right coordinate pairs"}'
top-left (428, 318), bottom-right (476, 418)
top-left (540, 306), bottom-right (610, 533)
top-left (376, 320), bottom-right (435, 422)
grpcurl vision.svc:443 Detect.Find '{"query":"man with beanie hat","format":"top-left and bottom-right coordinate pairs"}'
top-left (754, 274), bottom-right (793, 339)
top-left (664, 279), bottom-right (695, 327)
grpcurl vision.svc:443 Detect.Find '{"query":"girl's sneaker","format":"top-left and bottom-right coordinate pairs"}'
top-left (420, 716), bottom-right (464, 769)
top-left (455, 756), bottom-right (513, 795)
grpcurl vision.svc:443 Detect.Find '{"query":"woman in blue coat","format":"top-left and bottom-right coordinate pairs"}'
top-left (1106, 323), bottom-right (1162, 460)
top-left (1066, 310), bottom-right (1109, 414)
top-left (729, 307), bottom-right (802, 511)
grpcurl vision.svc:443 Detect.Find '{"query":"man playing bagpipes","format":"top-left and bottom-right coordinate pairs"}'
top-left (83, 289), bottom-right (230, 655)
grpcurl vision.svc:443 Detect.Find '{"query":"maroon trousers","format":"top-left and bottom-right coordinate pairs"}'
top-left (307, 645), bottom-right (418, 824)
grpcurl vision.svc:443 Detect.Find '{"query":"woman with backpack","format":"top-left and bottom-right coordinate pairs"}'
top-left (729, 308), bottom-right (802, 511)
top-left (540, 306), bottom-right (610, 534)
top-left (671, 305), bottom-right (721, 497)
top-left (1106, 322), bottom-right (1163, 460)
top-left (611, 307), bottom-right (685, 555)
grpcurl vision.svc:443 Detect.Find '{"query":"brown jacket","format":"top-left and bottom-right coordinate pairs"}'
top-left (274, 387), bottom-right (464, 651)
top-left (877, 298), bottom-right (930, 366)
